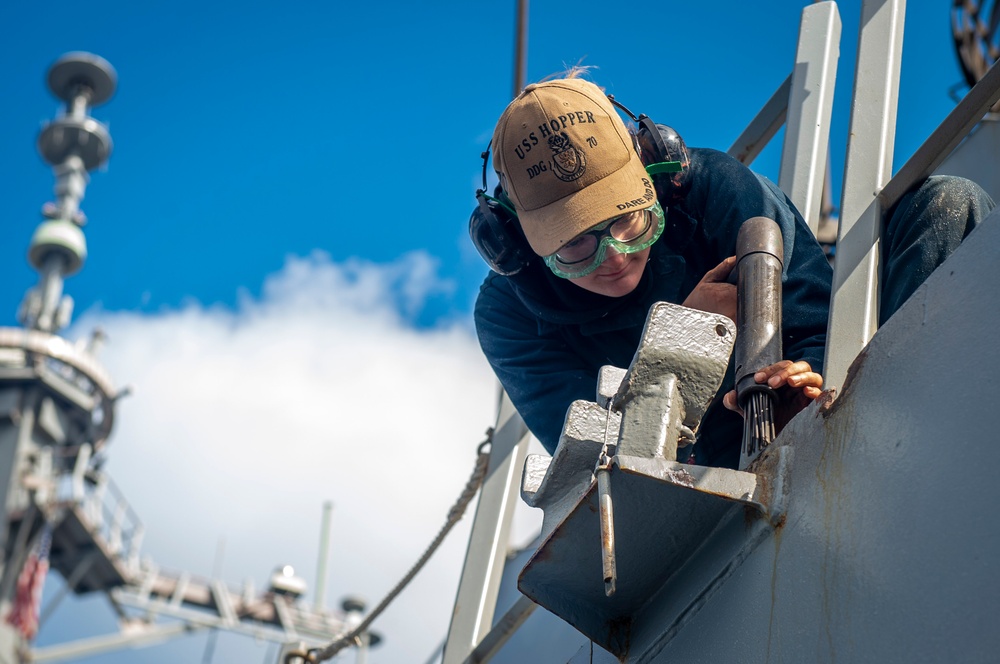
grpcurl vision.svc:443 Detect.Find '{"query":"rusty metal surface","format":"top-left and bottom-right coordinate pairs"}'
top-left (517, 459), bottom-right (769, 659)
top-left (615, 456), bottom-right (760, 508)
top-left (635, 205), bottom-right (1000, 662)
top-left (596, 467), bottom-right (617, 597)
top-left (500, 209), bottom-right (1000, 662)
top-left (514, 301), bottom-right (744, 657)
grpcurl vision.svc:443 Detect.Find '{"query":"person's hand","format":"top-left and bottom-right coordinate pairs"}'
top-left (723, 360), bottom-right (824, 432)
top-left (682, 256), bottom-right (737, 322)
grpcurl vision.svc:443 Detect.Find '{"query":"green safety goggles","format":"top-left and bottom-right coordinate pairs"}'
top-left (544, 201), bottom-right (665, 279)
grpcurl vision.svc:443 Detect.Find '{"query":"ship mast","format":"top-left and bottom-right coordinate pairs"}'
top-left (0, 53), bottom-right (375, 664)
top-left (0, 51), bottom-right (120, 661)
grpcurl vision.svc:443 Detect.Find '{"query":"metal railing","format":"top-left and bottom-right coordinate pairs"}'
top-left (442, 388), bottom-right (531, 664)
top-left (65, 443), bottom-right (145, 576)
top-left (823, 0), bottom-right (1000, 390)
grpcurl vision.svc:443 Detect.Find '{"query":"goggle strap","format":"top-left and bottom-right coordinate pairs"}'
top-left (646, 161), bottom-right (682, 175)
top-left (481, 192), bottom-right (518, 217)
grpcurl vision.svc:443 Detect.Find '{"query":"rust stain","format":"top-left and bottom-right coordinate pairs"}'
top-left (839, 349), bottom-right (867, 400)
top-left (526, 533), bottom-right (561, 564)
top-left (823, 349), bottom-right (868, 418)
top-left (756, 463), bottom-right (771, 495)
top-left (815, 386), bottom-right (857, 661)
top-left (843, 347), bottom-right (869, 386)
top-left (605, 615), bottom-right (633, 662)
top-left (766, 522), bottom-right (786, 662)
top-left (817, 388), bottom-right (837, 414)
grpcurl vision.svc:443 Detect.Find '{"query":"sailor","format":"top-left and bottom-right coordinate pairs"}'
top-left (471, 72), bottom-right (993, 469)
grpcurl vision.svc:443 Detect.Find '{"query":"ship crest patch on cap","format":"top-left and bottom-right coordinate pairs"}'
top-left (547, 132), bottom-right (587, 182)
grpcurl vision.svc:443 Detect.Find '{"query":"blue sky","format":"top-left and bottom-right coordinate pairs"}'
top-left (0, 1), bottom-right (978, 663)
top-left (0, 1), bottom-right (971, 329)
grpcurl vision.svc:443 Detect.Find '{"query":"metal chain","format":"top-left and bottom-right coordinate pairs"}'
top-left (298, 430), bottom-right (494, 663)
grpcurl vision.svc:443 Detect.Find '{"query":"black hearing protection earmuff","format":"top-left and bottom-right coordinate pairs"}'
top-left (469, 95), bottom-right (691, 276)
top-left (470, 146), bottom-right (537, 276)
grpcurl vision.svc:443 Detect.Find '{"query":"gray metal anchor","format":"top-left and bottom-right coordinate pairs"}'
top-left (519, 296), bottom-right (795, 657)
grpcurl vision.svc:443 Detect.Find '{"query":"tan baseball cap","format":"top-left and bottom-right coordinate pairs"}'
top-left (492, 77), bottom-right (657, 257)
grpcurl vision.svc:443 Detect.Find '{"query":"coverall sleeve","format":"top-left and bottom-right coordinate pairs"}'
top-left (474, 274), bottom-right (597, 455)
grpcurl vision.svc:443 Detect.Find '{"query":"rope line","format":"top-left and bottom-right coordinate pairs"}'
top-left (298, 430), bottom-right (494, 663)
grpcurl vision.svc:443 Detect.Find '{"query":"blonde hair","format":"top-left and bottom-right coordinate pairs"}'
top-left (539, 64), bottom-right (596, 83)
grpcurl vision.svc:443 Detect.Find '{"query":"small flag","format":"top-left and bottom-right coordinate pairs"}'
top-left (5, 524), bottom-right (52, 641)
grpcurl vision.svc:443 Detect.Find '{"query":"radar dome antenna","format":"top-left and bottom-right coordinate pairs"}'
top-left (22, 52), bottom-right (116, 333)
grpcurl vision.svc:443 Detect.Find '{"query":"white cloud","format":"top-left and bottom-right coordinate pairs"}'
top-left (62, 251), bottom-right (542, 663)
